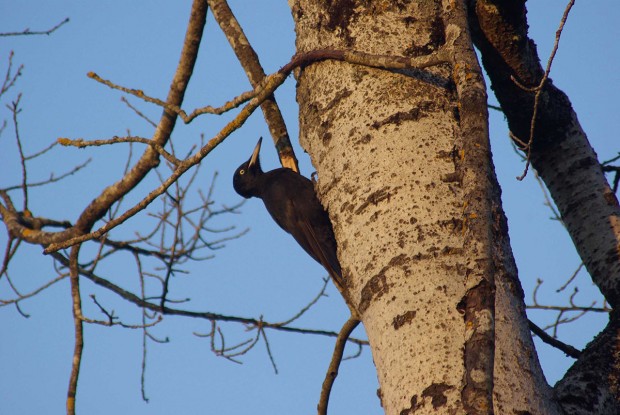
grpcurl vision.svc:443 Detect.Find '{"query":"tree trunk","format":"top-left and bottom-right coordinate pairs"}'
top-left (468, 1), bottom-right (620, 413)
top-left (290, 1), bottom-right (559, 413)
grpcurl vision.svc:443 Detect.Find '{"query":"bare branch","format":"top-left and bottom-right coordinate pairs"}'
top-left (0, 236), bottom-right (20, 280)
top-left (67, 245), bottom-right (83, 415)
top-left (277, 277), bottom-right (329, 327)
top-left (207, 0), bottom-right (298, 172)
top-left (50, 250), bottom-right (369, 346)
top-left (260, 326), bottom-right (279, 374)
top-left (44, 70), bottom-right (288, 253)
top-left (0, 272), bottom-right (67, 307)
top-left (24, 140), bottom-right (59, 160)
top-left (58, 136), bottom-right (181, 166)
top-left (1, 51), bottom-right (24, 98)
top-left (318, 316), bottom-right (361, 415)
top-left (528, 319), bottom-right (581, 358)
top-left (1, 158), bottom-right (92, 192)
top-left (602, 153), bottom-right (620, 193)
top-left (8, 94), bottom-right (28, 210)
top-left (89, 294), bottom-right (163, 329)
top-left (69, 0), bottom-right (207, 237)
top-left (0, 17), bottom-right (70, 37)
top-left (513, 0), bottom-right (575, 180)
top-left (121, 97), bottom-right (157, 127)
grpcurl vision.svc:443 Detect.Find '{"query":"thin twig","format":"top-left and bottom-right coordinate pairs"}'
top-left (88, 71), bottom-right (254, 123)
top-left (1, 158), bottom-right (92, 192)
top-left (1, 51), bottom-right (24, 98)
top-left (0, 272), bottom-right (67, 307)
top-left (556, 262), bottom-right (584, 293)
top-left (67, 245), bottom-right (83, 415)
top-left (51, 250), bottom-right (369, 346)
top-left (0, 236), bottom-right (19, 280)
top-left (24, 140), bottom-right (58, 160)
top-left (528, 319), bottom-right (581, 358)
top-left (514, 0), bottom-right (575, 180)
top-left (0, 17), bottom-right (69, 37)
top-left (58, 136), bottom-right (181, 166)
top-left (88, 294), bottom-right (163, 329)
top-left (121, 97), bottom-right (157, 127)
top-left (527, 304), bottom-right (609, 313)
top-left (260, 326), bottom-right (279, 374)
top-left (8, 94), bottom-right (28, 210)
top-left (276, 277), bottom-right (329, 327)
top-left (318, 316), bottom-right (361, 415)
top-left (135, 253), bottom-right (152, 402)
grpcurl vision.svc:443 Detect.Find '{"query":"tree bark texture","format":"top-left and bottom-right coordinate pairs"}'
top-left (469, 1), bottom-right (620, 413)
top-left (468, 0), bottom-right (620, 308)
top-left (290, 1), bottom-right (557, 413)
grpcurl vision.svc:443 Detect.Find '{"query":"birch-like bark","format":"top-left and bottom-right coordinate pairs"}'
top-left (469, 1), bottom-right (620, 412)
top-left (468, 0), bottom-right (620, 307)
top-left (290, 1), bottom-right (555, 413)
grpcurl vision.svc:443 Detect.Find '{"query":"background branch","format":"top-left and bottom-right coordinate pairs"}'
top-left (318, 316), bottom-right (361, 415)
top-left (0, 17), bottom-right (69, 37)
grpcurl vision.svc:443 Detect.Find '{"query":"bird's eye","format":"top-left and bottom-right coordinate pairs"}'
top-left (239, 169), bottom-right (245, 175)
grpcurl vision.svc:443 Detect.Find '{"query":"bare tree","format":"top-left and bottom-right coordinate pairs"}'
top-left (1, 1), bottom-right (617, 414)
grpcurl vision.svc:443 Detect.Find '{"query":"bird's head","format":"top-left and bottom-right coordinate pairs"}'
top-left (233, 137), bottom-right (264, 198)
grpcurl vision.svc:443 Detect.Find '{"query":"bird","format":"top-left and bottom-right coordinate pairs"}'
top-left (233, 137), bottom-right (343, 289)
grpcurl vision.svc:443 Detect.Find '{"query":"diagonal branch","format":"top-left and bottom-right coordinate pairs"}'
top-left (49, 251), bottom-right (369, 347)
top-left (513, 0), bottom-right (575, 181)
top-left (72, 0), bottom-right (208, 235)
top-left (0, 17), bottom-right (69, 37)
top-left (317, 316), bottom-right (361, 415)
top-left (528, 319), bottom-right (581, 359)
top-left (207, 0), bottom-right (299, 172)
top-left (3, 44), bottom-right (450, 251)
top-left (66, 245), bottom-right (83, 415)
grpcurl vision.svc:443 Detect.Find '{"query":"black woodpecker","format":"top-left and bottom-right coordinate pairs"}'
top-left (233, 138), bottom-right (343, 288)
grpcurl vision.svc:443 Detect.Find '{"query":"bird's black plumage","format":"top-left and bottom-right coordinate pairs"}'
top-left (233, 138), bottom-right (342, 286)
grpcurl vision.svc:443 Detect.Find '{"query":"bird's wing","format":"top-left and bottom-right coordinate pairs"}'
top-left (288, 198), bottom-right (343, 288)
top-left (260, 169), bottom-right (343, 287)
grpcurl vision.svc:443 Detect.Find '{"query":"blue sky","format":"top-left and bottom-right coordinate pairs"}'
top-left (0, 1), bottom-right (618, 414)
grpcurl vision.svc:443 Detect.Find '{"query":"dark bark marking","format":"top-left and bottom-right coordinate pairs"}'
top-left (326, 0), bottom-right (357, 46)
top-left (355, 133), bottom-right (372, 145)
top-left (359, 254), bottom-right (407, 313)
top-left (359, 273), bottom-right (388, 314)
top-left (422, 382), bottom-right (452, 409)
top-left (438, 218), bottom-right (464, 234)
top-left (324, 88), bottom-right (353, 112)
top-left (392, 310), bottom-right (417, 330)
top-left (371, 103), bottom-right (433, 129)
top-left (461, 279), bottom-right (495, 415)
top-left (440, 246), bottom-right (463, 255)
top-left (404, 15), bottom-right (445, 56)
top-left (441, 171), bottom-right (463, 185)
top-left (355, 188), bottom-right (392, 215)
top-left (399, 394), bottom-right (420, 415)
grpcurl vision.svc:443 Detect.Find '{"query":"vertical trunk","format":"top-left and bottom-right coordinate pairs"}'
top-left (468, 0), bottom-right (620, 308)
top-left (469, 1), bottom-right (620, 412)
top-left (290, 1), bottom-right (557, 413)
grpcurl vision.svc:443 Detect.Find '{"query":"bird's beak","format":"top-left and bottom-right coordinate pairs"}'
top-left (248, 137), bottom-right (262, 168)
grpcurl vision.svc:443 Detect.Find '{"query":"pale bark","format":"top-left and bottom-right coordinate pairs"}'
top-left (468, 0), bottom-right (620, 309)
top-left (208, 0), bottom-right (299, 171)
top-left (469, 1), bottom-right (620, 412)
top-left (290, 1), bottom-right (555, 413)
